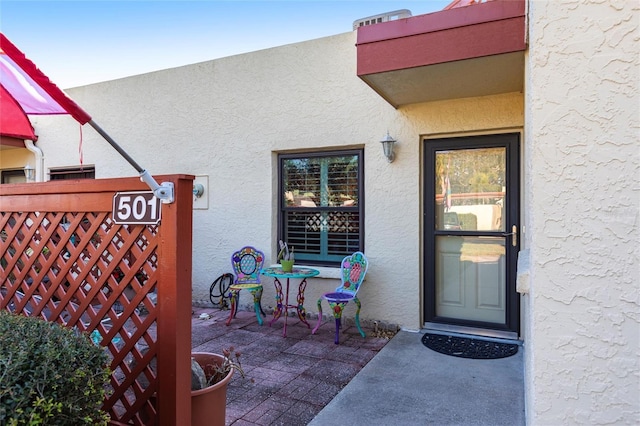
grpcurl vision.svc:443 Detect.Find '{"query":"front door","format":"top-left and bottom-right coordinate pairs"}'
top-left (424, 133), bottom-right (520, 334)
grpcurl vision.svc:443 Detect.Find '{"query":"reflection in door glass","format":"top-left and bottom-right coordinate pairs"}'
top-left (435, 148), bottom-right (506, 232)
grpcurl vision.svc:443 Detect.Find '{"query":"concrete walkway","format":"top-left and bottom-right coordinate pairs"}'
top-left (309, 330), bottom-right (525, 426)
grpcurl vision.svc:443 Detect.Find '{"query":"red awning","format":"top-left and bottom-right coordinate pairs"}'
top-left (0, 33), bottom-right (162, 193)
top-left (0, 85), bottom-right (36, 140)
top-left (0, 33), bottom-right (92, 140)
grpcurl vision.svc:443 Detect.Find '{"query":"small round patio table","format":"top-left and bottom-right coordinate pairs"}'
top-left (260, 266), bottom-right (319, 337)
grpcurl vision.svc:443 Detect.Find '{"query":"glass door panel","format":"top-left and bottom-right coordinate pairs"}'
top-left (435, 147), bottom-right (506, 233)
top-left (425, 133), bottom-right (520, 333)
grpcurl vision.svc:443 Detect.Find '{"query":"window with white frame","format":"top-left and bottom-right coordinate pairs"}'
top-left (279, 150), bottom-right (364, 265)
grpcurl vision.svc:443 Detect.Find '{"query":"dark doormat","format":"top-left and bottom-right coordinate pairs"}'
top-left (421, 333), bottom-right (518, 359)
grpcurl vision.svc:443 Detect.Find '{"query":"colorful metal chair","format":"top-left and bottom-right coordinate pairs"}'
top-left (226, 246), bottom-right (265, 326)
top-left (312, 251), bottom-right (369, 344)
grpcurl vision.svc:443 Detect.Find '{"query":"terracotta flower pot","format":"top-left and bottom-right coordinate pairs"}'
top-left (191, 352), bottom-right (234, 426)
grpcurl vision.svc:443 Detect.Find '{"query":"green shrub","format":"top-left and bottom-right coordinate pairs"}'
top-left (0, 312), bottom-right (110, 425)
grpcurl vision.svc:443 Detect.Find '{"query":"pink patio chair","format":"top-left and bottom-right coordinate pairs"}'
top-left (226, 246), bottom-right (266, 326)
top-left (312, 251), bottom-right (369, 344)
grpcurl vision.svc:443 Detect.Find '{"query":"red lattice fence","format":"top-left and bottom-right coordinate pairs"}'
top-left (0, 175), bottom-right (194, 425)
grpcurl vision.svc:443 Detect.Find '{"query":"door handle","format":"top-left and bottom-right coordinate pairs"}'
top-left (502, 225), bottom-right (518, 247)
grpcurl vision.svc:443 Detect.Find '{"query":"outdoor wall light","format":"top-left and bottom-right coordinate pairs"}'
top-left (380, 132), bottom-right (396, 163)
top-left (23, 164), bottom-right (35, 182)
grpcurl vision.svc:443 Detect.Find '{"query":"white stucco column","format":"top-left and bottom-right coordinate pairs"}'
top-left (526, 0), bottom-right (639, 424)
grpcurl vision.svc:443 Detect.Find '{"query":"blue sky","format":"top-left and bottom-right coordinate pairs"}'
top-left (1, 1), bottom-right (451, 88)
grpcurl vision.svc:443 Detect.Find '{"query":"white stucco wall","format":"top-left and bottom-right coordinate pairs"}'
top-left (13, 1), bottom-right (639, 422)
top-left (525, 0), bottom-right (639, 424)
top-left (30, 32), bottom-right (523, 331)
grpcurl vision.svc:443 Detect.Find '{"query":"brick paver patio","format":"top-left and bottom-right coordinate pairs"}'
top-left (191, 305), bottom-right (392, 425)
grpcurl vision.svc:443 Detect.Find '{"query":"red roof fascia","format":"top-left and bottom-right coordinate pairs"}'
top-left (355, 0), bottom-right (526, 76)
top-left (356, 0), bottom-right (525, 45)
top-left (444, 0), bottom-right (492, 11)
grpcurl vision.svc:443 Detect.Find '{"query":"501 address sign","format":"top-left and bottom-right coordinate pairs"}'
top-left (113, 191), bottom-right (162, 225)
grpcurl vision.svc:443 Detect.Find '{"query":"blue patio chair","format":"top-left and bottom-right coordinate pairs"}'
top-left (226, 246), bottom-right (266, 326)
top-left (312, 251), bottom-right (369, 344)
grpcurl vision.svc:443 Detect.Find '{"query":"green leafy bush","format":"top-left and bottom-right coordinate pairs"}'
top-left (0, 312), bottom-right (110, 425)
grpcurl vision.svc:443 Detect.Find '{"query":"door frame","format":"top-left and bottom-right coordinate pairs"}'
top-left (423, 132), bottom-right (521, 334)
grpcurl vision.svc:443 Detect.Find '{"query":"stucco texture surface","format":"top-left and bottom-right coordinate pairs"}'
top-left (31, 31), bottom-right (524, 331)
top-left (526, 0), bottom-right (639, 424)
top-left (17, 2), bottom-right (640, 424)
